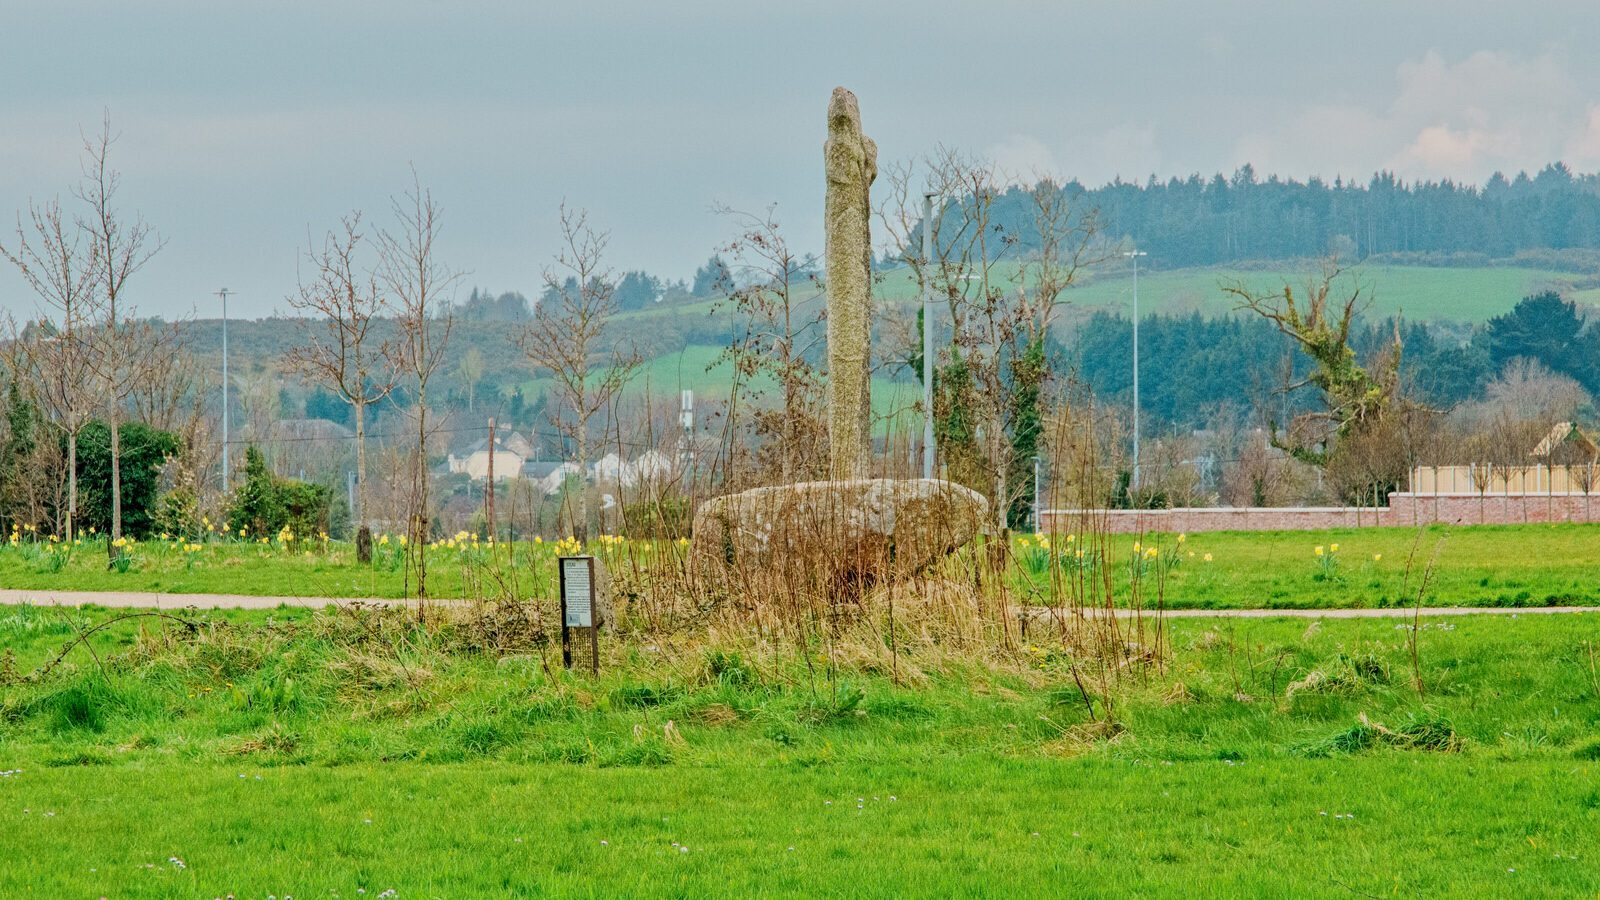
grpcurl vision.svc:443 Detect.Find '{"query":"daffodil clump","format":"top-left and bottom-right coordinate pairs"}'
top-left (1128, 535), bottom-right (1192, 579)
top-left (1313, 542), bottom-right (1340, 579)
top-left (1013, 532), bottom-right (1093, 586)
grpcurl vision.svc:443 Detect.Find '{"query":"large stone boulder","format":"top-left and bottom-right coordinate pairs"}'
top-left (690, 478), bottom-right (988, 588)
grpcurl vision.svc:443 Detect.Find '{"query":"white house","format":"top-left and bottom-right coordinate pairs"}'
top-left (524, 460), bottom-right (584, 495)
top-left (621, 449), bottom-right (675, 488)
top-left (447, 438), bottom-right (526, 481)
top-left (590, 452), bottom-right (626, 484)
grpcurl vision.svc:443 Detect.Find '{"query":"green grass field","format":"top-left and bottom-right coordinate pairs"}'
top-left (516, 343), bottom-right (920, 425)
top-left (1049, 264), bottom-right (1586, 323)
top-left (857, 262), bottom-right (1588, 323)
top-left (589, 263), bottom-right (1591, 418)
top-left (6, 523), bottom-right (1599, 610)
top-left (2, 606), bottom-right (1598, 896)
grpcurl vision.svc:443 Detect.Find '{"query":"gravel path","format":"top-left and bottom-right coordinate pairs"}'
top-left (1024, 604), bottom-right (1600, 620)
top-left (0, 588), bottom-right (397, 609)
top-left (4, 588), bottom-right (1599, 619)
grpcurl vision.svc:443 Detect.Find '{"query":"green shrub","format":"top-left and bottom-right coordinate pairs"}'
top-left (74, 421), bottom-right (180, 538)
top-left (226, 446), bottom-right (331, 538)
top-left (622, 496), bottom-right (691, 539)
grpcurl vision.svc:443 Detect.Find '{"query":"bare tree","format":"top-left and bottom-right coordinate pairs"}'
top-left (1223, 262), bottom-right (1397, 467)
top-left (233, 364), bottom-right (282, 454)
top-left (285, 213), bottom-right (401, 538)
top-left (457, 347), bottom-right (485, 413)
top-left (379, 175), bottom-right (457, 600)
top-left (879, 150), bottom-right (1103, 529)
top-left (0, 196), bottom-right (103, 539)
top-left (712, 203), bottom-right (828, 483)
top-left (516, 204), bottom-right (641, 540)
top-left (126, 337), bottom-right (218, 532)
top-left (78, 113), bottom-right (164, 548)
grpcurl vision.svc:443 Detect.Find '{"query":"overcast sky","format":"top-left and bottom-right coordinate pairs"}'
top-left (4, 0), bottom-right (1599, 320)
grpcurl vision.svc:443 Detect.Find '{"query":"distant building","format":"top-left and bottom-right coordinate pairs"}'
top-left (447, 437), bottom-right (525, 481)
top-left (524, 460), bottom-right (583, 495)
top-left (589, 449), bottom-right (677, 488)
top-left (502, 430), bottom-right (536, 460)
top-left (624, 449), bottom-right (676, 488)
top-left (449, 441), bottom-right (677, 494)
top-left (589, 451), bottom-right (626, 484)
top-left (1529, 421), bottom-right (1598, 463)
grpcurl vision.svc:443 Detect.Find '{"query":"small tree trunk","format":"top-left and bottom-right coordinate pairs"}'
top-left (415, 386), bottom-right (429, 600)
top-left (575, 430), bottom-right (590, 542)
top-left (108, 413), bottom-right (123, 565)
top-left (66, 430), bottom-right (77, 542)
top-left (354, 399), bottom-right (367, 527)
top-left (486, 417), bottom-right (497, 541)
top-left (353, 400), bottom-right (372, 563)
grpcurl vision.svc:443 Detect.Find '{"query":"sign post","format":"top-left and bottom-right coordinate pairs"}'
top-left (559, 555), bottom-right (600, 675)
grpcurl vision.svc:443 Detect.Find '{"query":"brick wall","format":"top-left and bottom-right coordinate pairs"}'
top-left (1039, 492), bottom-right (1600, 534)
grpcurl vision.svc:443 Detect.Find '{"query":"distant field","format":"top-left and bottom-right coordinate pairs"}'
top-left (861, 263), bottom-right (1589, 323)
top-left (519, 343), bottom-right (920, 426)
top-left (1063, 264), bottom-right (1587, 322)
top-left (591, 264), bottom-right (1590, 410)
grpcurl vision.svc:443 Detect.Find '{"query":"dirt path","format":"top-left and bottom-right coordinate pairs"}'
top-left (4, 587), bottom-right (1599, 619)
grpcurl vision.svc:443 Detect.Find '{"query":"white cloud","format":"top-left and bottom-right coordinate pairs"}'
top-left (1233, 49), bottom-right (1598, 183)
top-left (1563, 105), bottom-right (1600, 168)
top-left (985, 134), bottom-right (1060, 184)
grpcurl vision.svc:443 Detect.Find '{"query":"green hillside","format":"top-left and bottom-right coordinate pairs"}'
top-left (856, 263), bottom-right (1589, 323)
top-left (182, 262), bottom-right (1594, 431)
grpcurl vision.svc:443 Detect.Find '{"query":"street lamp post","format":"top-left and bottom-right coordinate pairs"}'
top-left (921, 192), bottom-right (936, 480)
top-left (1031, 454), bottom-right (1042, 532)
top-left (1123, 250), bottom-right (1146, 492)
top-left (216, 287), bottom-right (233, 493)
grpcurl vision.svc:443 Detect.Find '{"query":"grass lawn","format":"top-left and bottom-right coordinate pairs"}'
top-left (1088, 522), bottom-right (1600, 610)
top-left (4, 522), bottom-right (1600, 610)
top-left (2, 605), bottom-right (1599, 895)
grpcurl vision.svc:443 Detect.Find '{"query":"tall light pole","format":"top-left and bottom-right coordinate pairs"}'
top-left (921, 192), bottom-right (937, 480)
top-left (216, 287), bottom-right (233, 493)
top-left (1123, 250), bottom-right (1146, 492)
top-left (1031, 454), bottom-right (1042, 532)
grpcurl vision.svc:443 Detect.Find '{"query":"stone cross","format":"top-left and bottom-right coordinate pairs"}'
top-left (824, 86), bottom-right (877, 480)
